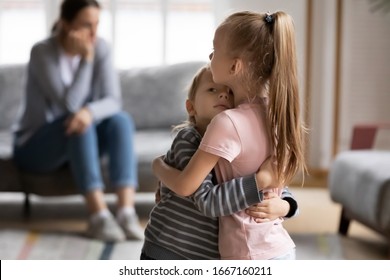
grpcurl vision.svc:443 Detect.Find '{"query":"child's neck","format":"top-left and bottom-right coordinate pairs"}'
top-left (232, 86), bottom-right (255, 105)
top-left (196, 125), bottom-right (207, 136)
top-left (194, 118), bottom-right (209, 136)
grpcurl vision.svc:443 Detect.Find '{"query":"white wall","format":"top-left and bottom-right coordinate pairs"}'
top-left (338, 0), bottom-right (390, 152)
top-left (213, 0), bottom-right (390, 170)
top-left (44, 0), bottom-right (61, 34)
top-left (308, 0), bottom-right (337, 169)
top-left (307, 0), bottom-right (390, 169)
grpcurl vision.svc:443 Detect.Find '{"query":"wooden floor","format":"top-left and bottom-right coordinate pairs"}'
top-left (283, 186), bottom-right (388, 259)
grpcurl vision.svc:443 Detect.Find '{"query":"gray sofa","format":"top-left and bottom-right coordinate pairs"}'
top-left (0, 61), bottom-right (206, 213)
top-left (328, 124), bottom-right (390, 256)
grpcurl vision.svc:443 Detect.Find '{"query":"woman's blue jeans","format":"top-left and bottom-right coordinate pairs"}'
top-left (13, 112), bottom-right (138, 194)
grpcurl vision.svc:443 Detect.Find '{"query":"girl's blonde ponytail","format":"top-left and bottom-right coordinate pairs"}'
top-left (268, 12), bottom-right (307, 185)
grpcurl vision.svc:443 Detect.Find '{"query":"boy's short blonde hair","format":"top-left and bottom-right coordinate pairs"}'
top-left (173, 65), bottom-right (210, 131)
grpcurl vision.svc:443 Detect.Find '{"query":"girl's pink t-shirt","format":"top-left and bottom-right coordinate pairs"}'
top-left (199, 102), bottom-right (295, 260)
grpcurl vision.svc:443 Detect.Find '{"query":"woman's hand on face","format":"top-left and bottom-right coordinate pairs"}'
top-left (245, 192), bottom-right (290, 223)
top-left (66, 29), bottom-right (94, 61)
top-left (65, 107), bottom-right (93, 135)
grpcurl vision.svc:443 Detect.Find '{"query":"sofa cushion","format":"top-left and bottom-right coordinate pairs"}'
top-left (329, 150), bottom-right (390, 232)
top-left (0, 131), bottom-right (12, 158)
top-left (119, 61), bottom-right (206, 130)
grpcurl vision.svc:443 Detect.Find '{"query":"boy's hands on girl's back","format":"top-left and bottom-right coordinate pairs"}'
top-left (245, 192), bottom-right (290, 223)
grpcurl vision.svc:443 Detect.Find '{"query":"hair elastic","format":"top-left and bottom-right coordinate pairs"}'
top-left (265, 12), bottom-right (273, 24)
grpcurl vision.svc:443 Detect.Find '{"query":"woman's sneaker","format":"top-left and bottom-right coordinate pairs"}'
top-left (117, 212), bottom-right (145, 240)
top-left (86, 215), bottom-right (126, 242)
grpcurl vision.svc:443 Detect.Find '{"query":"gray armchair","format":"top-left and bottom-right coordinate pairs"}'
top-left (328, 123), bottom-right (390, 257)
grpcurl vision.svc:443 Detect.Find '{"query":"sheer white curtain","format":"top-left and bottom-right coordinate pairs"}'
top-left (0, 0), bottom-right (46, 64)
top-left (99, 0), bottom-right (215, 68)
top-left (0, 0), bottom-right (214, 67)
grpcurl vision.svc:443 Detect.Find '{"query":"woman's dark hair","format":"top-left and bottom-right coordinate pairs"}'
top-left (52, 0), bottom-right (100, 33)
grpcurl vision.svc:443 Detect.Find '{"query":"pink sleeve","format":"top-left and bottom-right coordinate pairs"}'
top-left (199, 112), bottom-right (241, 162)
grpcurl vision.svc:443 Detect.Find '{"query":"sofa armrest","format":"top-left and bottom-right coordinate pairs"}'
top-left (350, 123), bottom-right (390, 150)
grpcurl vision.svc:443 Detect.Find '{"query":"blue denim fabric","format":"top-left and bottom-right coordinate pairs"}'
top-left (13, 112), bottom-right (138, 193)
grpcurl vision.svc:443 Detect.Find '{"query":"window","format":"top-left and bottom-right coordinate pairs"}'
top-left (165, 0), bottom-right (214, 65)
top-left (0, 0), bottom-right (45, 64)
top-left (101, 0), bottom-right (214, 68)
top-left (0, 0), bottom-right (214, 68)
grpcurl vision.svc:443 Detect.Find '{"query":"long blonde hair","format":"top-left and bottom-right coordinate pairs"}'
top-left (218, 11), bottom-right (307, 185)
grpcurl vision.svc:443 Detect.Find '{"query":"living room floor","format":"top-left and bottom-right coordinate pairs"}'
top-left (0, 186), bottom-right (388, 259)
top-left (283, 186), bottom-right (388, 259)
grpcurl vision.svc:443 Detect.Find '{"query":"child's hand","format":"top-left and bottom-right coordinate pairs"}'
top-left (256, 157), bottom-right (280, 191)
top-left (245, 192), bottom-right (289, 223)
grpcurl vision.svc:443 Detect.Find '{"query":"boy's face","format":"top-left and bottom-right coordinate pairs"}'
top-left (189, 70), bottom-right (233, 130)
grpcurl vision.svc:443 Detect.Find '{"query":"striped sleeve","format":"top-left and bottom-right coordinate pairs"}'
top-left (165, 128), bottom-right (201, 170)
top-left (192, 174), bottom-right (262, 217)
top-left (160, 127), bottom-right (200, 199)
top-left (193, 181), bottom-right (299, 218)
top-left (281, 186), bottom-right (299, 218)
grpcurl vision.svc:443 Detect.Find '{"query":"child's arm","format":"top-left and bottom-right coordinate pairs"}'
top-left (152, 149), bottom-right (219, 196)
top-left (158, 161), bottom-right (293, 220)
top-left (153, 111), bottom-right (282, 196)
top-left (158, 153), bottom-right (294, 219)
top-left (192, 172), bottom-right (261, 217)
top-left (158, 128), bottom-right (265, 205)
top-left (153, 152), bottom-right (281, 198)
top-left (154, 148), bottom-right (291, 217)
top-left (192, 175), bottom-right (298, 219)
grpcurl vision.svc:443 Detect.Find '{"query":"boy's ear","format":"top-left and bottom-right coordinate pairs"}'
top-left (230, 58), bottom-right (243, 75)
top-left (186, 99), bottom-right (195, 116)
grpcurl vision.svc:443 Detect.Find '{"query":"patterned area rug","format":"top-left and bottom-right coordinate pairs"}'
top-left (0, 229), bottom-right (344, 260)
top-left (293, 233), bottom-right (344, 259)
top-left (0, 229), bottom-right (144, 260)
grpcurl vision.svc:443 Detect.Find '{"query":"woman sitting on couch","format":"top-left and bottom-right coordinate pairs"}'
top-left (12, 0), bottom-right (143, 242)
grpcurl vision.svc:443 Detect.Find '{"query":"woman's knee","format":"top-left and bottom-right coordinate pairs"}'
top-left (108, 112), bottom-right (135, 132)
top-left (109, 111), bottom-right (135, 130)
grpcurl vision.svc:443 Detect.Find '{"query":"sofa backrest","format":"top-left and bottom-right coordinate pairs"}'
top-left (119, 61), bottom-right (206, 130)
top-left (0, 61), bottom-right (207, 131)
top-left (0, 64), bottom-right (26, 130)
